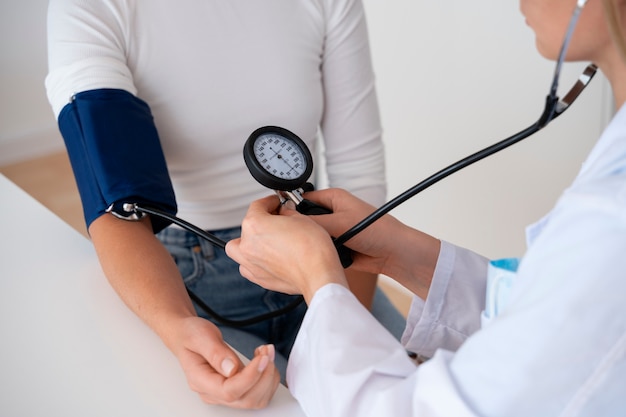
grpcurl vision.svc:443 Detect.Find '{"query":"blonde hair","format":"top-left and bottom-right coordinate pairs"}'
top-left (603, 0), bottom-right (626, 60)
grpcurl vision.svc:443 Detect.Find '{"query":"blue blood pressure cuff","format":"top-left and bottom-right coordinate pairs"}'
top-left (57, 88), bottom-right (177, 233)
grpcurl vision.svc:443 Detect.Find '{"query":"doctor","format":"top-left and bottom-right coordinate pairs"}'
top-left (226, 0), bottom-right (626, 415)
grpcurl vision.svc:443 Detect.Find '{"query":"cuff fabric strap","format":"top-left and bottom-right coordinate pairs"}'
top-left (57, 88), bottom-right (177, 233)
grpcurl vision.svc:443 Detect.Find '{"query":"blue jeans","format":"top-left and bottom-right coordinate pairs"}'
top-left (157, 226), bottom-right (406, 380)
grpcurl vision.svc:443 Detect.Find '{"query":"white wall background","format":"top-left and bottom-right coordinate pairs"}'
top-left (361, 0), bottom-right (612, 260)
top-left (1, 1), bottom-right (613, 261)
top-left (0, 0), bottom-right (63, 165)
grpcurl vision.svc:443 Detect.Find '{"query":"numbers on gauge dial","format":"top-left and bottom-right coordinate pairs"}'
top-left (253, 134), bottom-right (308, 180)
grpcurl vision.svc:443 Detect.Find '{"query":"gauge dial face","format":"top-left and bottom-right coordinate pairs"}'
top-left (244, 126), bottom-right (313, 191)
top-left (252, 133), bottom-right (308, 180)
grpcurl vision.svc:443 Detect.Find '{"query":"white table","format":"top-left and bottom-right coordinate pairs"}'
top-left (0, 174), bottom-right (305, 416)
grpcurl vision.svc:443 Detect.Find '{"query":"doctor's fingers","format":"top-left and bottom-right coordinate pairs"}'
top-left (238, 261), bottom-right (302, 296)
top-left (305, 188), bottom-right (374, 217)
top-left (301, 190), bottom-right (378, 236)
top-left (249, 194), bottom-right (283, 216)
top-left (239, 211), bottom-right (329, 263)
top-left (239, 205), bottom-right (296, 245)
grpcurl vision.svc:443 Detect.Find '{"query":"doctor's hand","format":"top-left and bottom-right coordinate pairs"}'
top-left (226, 195), bottom-right (349, 304)
top-left (170, 316), bottom-right (280, 409)
top-left (300, 188), bottom-right (441, 299)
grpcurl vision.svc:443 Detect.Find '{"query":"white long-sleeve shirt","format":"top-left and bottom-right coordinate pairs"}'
top-left (287, 105), bottom-right (626, 416)
top-left (46, 0), bottom-right (386, 230)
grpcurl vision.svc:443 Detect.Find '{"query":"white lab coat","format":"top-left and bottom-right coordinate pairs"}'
top-left (286, 105), bottom-right (626, 416)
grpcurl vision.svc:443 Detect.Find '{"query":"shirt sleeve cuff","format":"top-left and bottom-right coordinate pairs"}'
top-left (401, 240), bottom-right (488, 357)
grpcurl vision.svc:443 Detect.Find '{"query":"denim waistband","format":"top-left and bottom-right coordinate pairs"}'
top-left (156, 225), bottom-right (242, 256)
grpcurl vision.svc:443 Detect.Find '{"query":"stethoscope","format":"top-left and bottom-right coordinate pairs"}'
top-left (124, 0), bottom-right (595, 327)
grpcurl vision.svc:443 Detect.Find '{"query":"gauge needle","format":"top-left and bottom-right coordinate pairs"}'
top-left (268, 147), bottom-right (280, 160)
top-left (270, 148), bottom-right (296, 172)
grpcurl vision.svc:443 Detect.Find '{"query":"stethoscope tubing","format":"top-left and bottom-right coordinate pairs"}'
top-left (133, 204), bottom-right (306, 327)
top-left (132, 3), bottom-right (594, 327)
top-left (133, 62), bottom-right (595, 327)
top-left (334, 99), bottom-right (553, 247)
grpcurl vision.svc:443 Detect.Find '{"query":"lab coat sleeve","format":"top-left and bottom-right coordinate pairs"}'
top-left (286, 107), bottom-right (626, 417)
top-left (402, 240), bottom-right (489, 357)
top-left (287, 284), bottom-right (480, 417)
